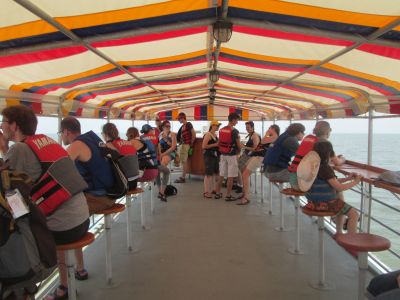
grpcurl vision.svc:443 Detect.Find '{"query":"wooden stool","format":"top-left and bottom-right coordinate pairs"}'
top-left (125, 188), bottom-right (144, 251)
top-left (302, 207), bottom-right (336, 290)
top-left (56, 233), bottom-right (95, 300)
top-left (281, 188), bottom-right (305, 255)
top-left (95, 203), bottom-right (125, 284)
top-left (336, 233), bottom-right (391, 300)
top-left (270, 180), bottom-right (291, 231)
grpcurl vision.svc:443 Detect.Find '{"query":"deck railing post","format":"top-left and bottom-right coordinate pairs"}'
top-left (366, 106), bottom-right (374, 233)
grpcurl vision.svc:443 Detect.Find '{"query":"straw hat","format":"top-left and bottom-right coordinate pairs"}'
top-left (210, 120), bottom-right (221, 127)
top-left (297, 150), bottom-right (321, 192)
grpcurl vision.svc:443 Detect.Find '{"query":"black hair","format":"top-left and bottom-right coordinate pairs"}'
top-left (228, 113), bottom-right (240, 122)
top-left (61, 116), bottom-right (81, 134)
top-left (245, 121), bottom-right (254, 128)
top-left (269, 124), bottom-right (280, 136)
top-left (286, 123), bottom-right (305, 136)
top-left (313, 140), bottom-right (335, 165)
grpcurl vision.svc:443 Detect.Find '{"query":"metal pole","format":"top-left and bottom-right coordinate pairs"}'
top-left (261, 118), bottom-right (265, 203)
top-left (107, 110), bottom-right (110, 123)
top-left (57, 104), bottom-right (62, 144)
top-left (366, 106), bottom-right (374, 233)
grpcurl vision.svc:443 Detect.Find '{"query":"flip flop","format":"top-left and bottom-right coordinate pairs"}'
top-left (236, 198), bottom-right (250, 205)
top-left (203, 192), bottom-right (213, 199)
top-left (225, 195), bottom-right (237, 202)
top-left (214, 193), bottom-right (223, 199)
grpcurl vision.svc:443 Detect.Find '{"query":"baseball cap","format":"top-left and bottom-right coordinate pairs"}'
top-left (141, 124), bottom-right (153, 134)
top-left (210, 120), bottom-right (221, 126)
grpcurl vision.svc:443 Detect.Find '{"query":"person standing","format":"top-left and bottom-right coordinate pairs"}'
top-left (215, 113), bottom-right (241, 201)
top-left (202, 120), bottom-right (221, 198)
top-left (175, 112), bottom-right (196, 183)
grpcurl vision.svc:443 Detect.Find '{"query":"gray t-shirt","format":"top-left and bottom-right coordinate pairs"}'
top-left (5, 142), bottom-right (89, 232)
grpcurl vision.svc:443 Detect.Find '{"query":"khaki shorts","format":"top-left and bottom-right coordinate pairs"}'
top-left (246, 156), bottom-right (263, 172)
top-left (179, 144), bottom-right (191, 164)
top-left (219, 155), bottom-right (238, 178)
top-left (84, 193), bottom-right (116, 215)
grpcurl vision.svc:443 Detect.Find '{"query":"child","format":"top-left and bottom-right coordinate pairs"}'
top-left (305, 140), bottom-right (361, 235)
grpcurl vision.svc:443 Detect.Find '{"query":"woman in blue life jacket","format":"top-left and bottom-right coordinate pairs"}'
top-left (305, 140), bottom-right (360, 236)
top-left (202, 120), bottom-right (221, 198)
top-left (155, 121), bottom-right (177, 200)
top-left (264, 123), bottom-right (305, 181)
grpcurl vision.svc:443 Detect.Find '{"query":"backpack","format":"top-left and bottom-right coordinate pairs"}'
top-left (0, 169), bottom-right (57, 297)
top-left (98, 145), bottom-right (129, 199)
top-left (164, 185), bottom-right (177, 196)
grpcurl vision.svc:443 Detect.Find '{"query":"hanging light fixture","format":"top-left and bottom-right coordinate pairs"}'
top-left (209, 70), bottom-right (220, 83)
top-left (209, 96), bottom-right (215, 105)
top-left (213, 19), bottom-right (233, 43)
top-left (209, 88), bottom-right (217, 98)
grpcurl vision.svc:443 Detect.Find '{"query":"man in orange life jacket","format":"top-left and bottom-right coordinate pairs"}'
top-left (215, 112), bottom-right (242, 201)
top-left (288, 120), bottom-right (345, 190)
top-left (175, 112), bottom-right (196, 183)
top-left (0, 105), bottom-right (90, 299)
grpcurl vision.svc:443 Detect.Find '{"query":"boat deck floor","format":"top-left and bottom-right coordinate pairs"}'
top-left (75, 175), bottom-right (369, 300)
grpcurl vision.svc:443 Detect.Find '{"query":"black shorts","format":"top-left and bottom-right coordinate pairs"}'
top-left (52, 218), bottom-right (90, 245)
top-left (204, 154), bottom-right (219, 176)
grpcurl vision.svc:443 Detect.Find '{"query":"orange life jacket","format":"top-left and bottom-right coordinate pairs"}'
top-left (111, 138), bottom-right (137, 156)
top-left (25, 134), bottom-right (86, 215)
top-left (288, 134), bottom-right (318, 173)
top-left (218, 126), bottom-right (237, 155)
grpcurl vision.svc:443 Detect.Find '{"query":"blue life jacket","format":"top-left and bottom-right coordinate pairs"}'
top-left (138, 137), bottom-right (158, 168)
top-left (75, 131), bottom-right (115, 195)
top-left (264, 132), bottom-right (296, 169)
top-left (306, 178), bottom-right (337, 202)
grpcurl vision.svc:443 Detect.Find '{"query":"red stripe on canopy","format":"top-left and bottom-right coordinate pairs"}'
top-left (92, 27), bottom-right (208, 48)
top-left (0, 46), bottom-right (87, 68)
top-left (357, 44), bottom-right (400, 60)
top-left (233, 25), bottom-right (354, 46)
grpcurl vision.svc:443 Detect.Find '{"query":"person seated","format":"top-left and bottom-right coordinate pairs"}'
top-left (239, 125), bottom-right (280, 204)
top-left (289, 120), bottom-right (345, 190)
top-left (0, 106), bottom-right (90, 300)
top-left (305, 140), bottom-right (360, 236)
top-left (264, 123), bottom-right (305, 182)
top-left (60, 117), bottom-right (116, 215)
top-left (125, 127), bottom-right (161, 198)
top-left (101, 123), bottom-right (139, 190)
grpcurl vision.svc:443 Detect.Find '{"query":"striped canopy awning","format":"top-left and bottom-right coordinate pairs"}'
top-left (0, 0), bottom-right (399, 120)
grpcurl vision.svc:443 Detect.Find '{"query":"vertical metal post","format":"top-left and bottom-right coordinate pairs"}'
top-left (366, 106), bottom-right (374, 233)
top-left (358, 252), bottom-right (369, 300)
top-left (66, 250), bottom-right (77, 300)
top-left (107, 109), bottom-right (111, 123)
top-left (140, 191), bottom-right (146, 230)
top-left (105, 214), bottom-right (112, 284)
top-left (57, 104), bottom-right (62, 144)
top-left (261, 118), bottom-right (265, 202)
top-left (126, 195), bottom-right (133, 251)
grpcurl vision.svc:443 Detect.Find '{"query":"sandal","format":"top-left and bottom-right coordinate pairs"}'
top-left (44, 285), bottom-right (68, 300)
top-left (158, 192), bottom-right (167, 202)
top-left (236, 198), bottom-right (250, 205)
top-left (203, 192), bottom-right (213, 199)
top-left (225, 195), bottom-right (236, 202)
top-left (214, 193), bottom-right (223, 199)
top-left (174, 177), bottom-right (186, 183)
top-left (75, 268), bottom-right (88, 280)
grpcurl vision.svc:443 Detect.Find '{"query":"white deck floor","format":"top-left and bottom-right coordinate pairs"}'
top-left (67, 175), bottom-right (370, 300)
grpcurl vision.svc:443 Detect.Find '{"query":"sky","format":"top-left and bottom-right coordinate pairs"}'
top-left (37, 116), bottom-right (400, 136)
